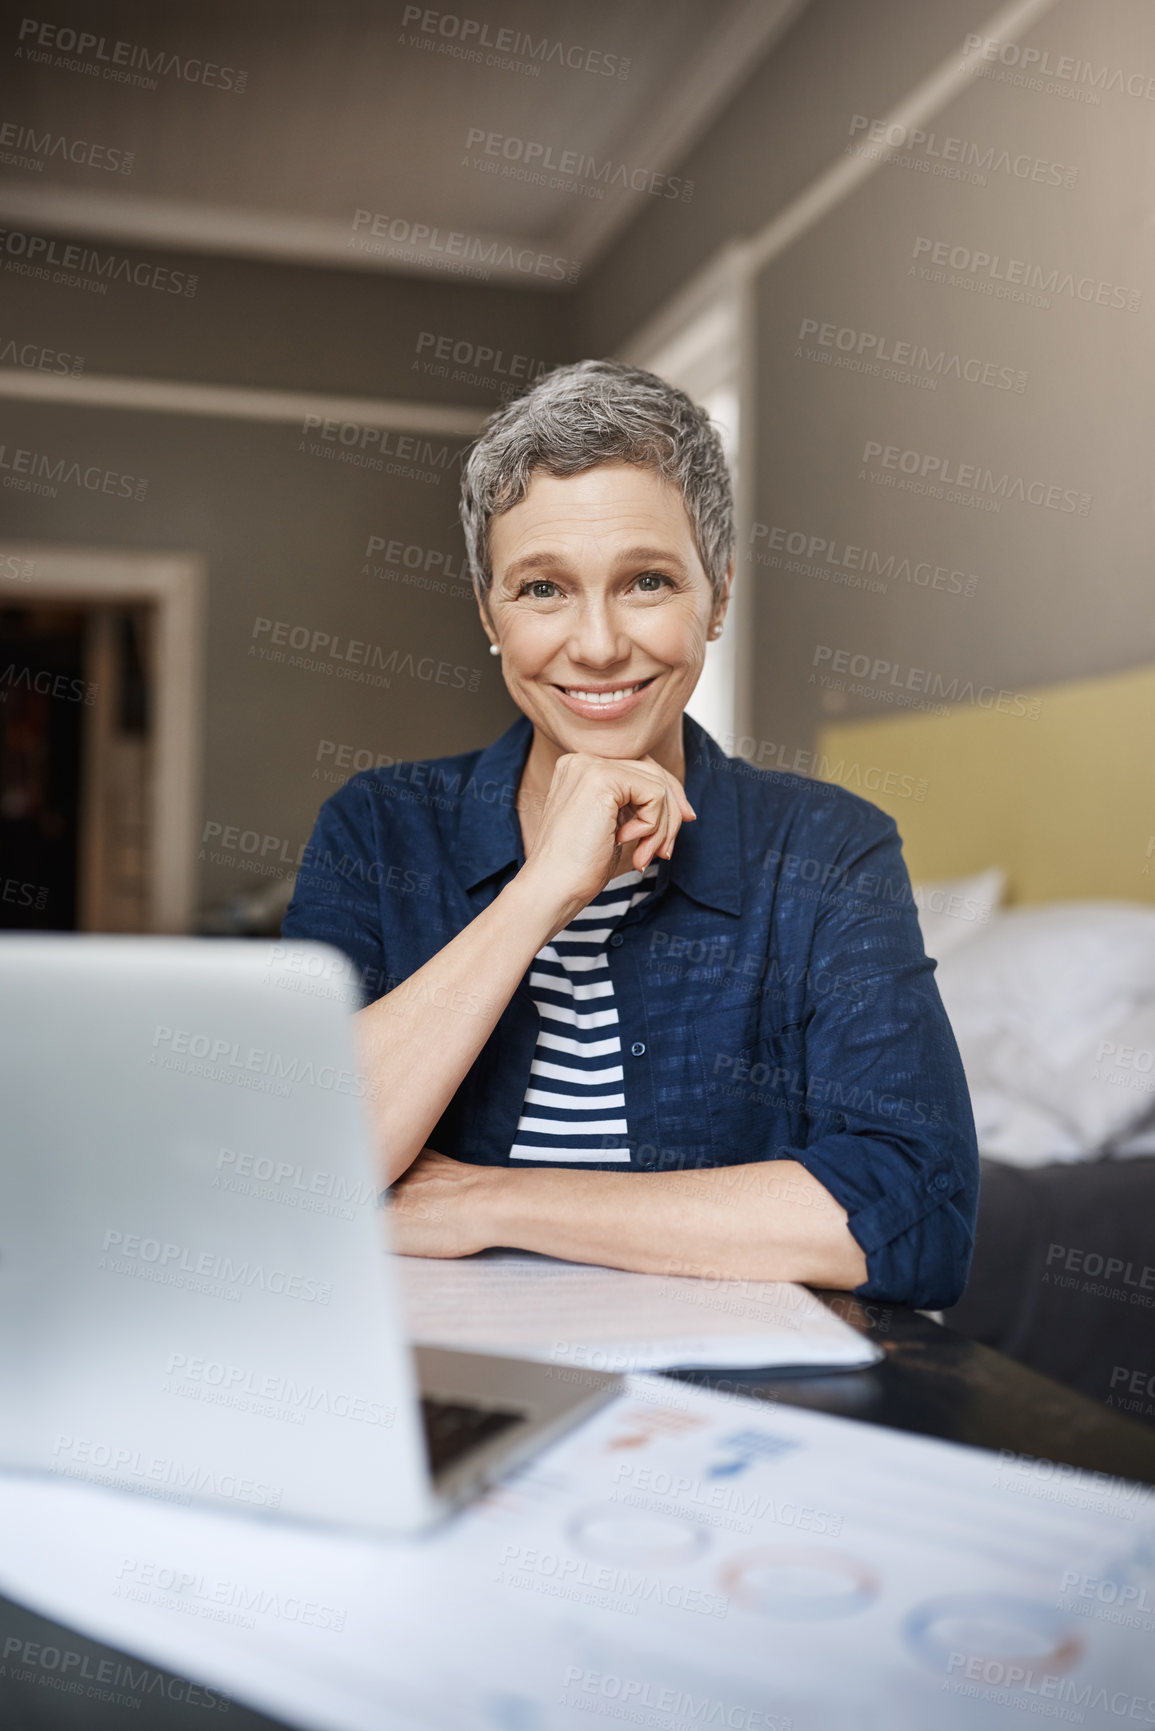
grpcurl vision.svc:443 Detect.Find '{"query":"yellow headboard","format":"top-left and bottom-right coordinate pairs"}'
top-left (815, 662), bottom-right (1155, 905)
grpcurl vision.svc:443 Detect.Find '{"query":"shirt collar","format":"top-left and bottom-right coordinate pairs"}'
top-left (455, 710), bottom-right (742, 917)
top-left (455, 713), bottom-right (533, 893)
top-left (674, 713), bottom-right (742, 916)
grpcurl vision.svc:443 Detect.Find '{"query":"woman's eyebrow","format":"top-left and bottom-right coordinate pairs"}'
top-left (615, 545), bottom-right (689, 571)
top-left (501, 546), bottom-right (689, 583)
top-left (500, 551), bottom-right (563, 583)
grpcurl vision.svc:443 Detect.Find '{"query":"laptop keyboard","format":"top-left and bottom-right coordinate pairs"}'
top-left (419, 1396), bottom-right (526, 1475)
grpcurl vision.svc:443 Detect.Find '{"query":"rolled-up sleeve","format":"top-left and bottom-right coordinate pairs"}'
top-left (280, 781), bottom-right (388, 1007)
top-left (777, 806), bottom-right (979, 1309)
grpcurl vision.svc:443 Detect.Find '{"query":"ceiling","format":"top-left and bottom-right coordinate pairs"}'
top-left (0, 0), bottom-right (807, 285)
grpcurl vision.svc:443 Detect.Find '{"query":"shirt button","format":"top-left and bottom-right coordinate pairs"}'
top-left (637, 1153), bottom-right (656, 1169)
top-left (932, 1173), bottom-right (950, 1191)
top-left (610, 933), bottom-right (624, 948)
top-left (631, 1041), bottom-right (646, 1057)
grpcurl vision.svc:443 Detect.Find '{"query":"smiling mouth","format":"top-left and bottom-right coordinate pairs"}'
top-left (555, 677), bottom-right (656, 707)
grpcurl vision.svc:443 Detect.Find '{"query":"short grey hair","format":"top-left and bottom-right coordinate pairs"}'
top-left (459, 359), bottom-right (734, 611)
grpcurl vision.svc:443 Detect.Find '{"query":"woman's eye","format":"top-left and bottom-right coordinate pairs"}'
top-left (515, 573), bottom-right (671, 598)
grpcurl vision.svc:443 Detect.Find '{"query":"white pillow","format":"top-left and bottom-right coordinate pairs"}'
top-left (984, 1001), bottom-right (1155, 1154)
top-left (1112, 1119), bottom-right (1155, 1157)
top-left (933, 902), bottom-right (1155, 1067)
top-left (965, 1088), bottom-right (1087, 1166)
top-left (933, 902), bottom-right (1155, 1156)
top-left (912, 867), bottom-right (1005, 960)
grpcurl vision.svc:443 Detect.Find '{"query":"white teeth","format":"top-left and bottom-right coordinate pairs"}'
top-left (564, 682), bottom-right (645, 705)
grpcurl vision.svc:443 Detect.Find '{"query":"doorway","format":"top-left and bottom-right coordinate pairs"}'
top-left (0, 546), bottom-right (204, 933)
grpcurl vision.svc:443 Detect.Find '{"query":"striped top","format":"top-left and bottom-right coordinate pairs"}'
top-left (509, 861), bottom-right (659, 1164)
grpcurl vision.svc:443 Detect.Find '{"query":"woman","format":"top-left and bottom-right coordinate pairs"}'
top-left (282, 360), bottom-right (979, 1308)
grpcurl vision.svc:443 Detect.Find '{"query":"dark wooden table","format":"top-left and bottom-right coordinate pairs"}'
top-left (3, 1296), bottom-right (1153, 1730)
top-left (672, 1291), bottom-right (1155, 1487)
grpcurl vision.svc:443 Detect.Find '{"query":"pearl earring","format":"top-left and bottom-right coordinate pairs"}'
top-left (489, 642), bottom-right (501, 656)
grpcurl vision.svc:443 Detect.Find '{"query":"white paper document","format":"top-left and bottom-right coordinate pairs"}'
top-left (398, 1250), bottom-right (884, 1372)
top-left (0, 1382), bottom-right (1151, 1731)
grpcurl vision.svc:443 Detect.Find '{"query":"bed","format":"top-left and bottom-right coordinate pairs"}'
top-left (814, 661), bottom-right (1155, 1421)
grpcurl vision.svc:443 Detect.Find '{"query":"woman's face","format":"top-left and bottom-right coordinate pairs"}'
top-left (482, 462), bottom-right (729, 773)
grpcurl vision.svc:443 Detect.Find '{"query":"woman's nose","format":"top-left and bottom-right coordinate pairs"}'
top-left (567, 601), bottom-right (629, 666)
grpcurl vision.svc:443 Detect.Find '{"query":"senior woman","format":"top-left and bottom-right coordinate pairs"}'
top-left (282, 359), bottom-right (979, 1309)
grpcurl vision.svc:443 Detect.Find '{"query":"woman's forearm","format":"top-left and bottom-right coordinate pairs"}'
top-left (354, 875), bottom-right (561, 1186)
top-left (477, 1159), bottom-right (869, 1288)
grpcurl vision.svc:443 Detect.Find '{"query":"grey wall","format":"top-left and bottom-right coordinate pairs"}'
top-left (6, 0), bottom-right (1154, 919)
top-left (1, 248), bottom-right (573, 910)
top-left (574, 0), bottom-right (1000, 354)
top-left (0, 244), bottom-right (572, 401)
top-left (576, 0), bottom-right (1155, 764)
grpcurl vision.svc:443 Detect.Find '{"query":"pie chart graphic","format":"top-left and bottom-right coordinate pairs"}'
top-left (903, 1593), bottom-right (1084, 1677)
top-left (566, 1503), bottom-right (710, 1566)
top-left (718, 1547), bottom-right (881, 1618)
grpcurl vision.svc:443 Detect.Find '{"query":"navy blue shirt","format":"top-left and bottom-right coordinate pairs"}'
top-left (282, 713), bottom-right (979, 1308)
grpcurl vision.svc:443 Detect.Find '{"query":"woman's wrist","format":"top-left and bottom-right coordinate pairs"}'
top-left (464, 1162), bottom-right (524, 1252)
top-left (500, 867), bottom-right (581, 949)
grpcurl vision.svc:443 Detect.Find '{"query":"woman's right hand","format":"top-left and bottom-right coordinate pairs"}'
top-left (516, 751), bottom-right (696, 933)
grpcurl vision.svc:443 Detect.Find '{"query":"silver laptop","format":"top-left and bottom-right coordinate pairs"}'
top-left (0, 935), bottom-right (621, 1534)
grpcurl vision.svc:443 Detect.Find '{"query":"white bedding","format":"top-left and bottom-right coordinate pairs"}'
top-left (913, 873), bottom-right (1155, 1167)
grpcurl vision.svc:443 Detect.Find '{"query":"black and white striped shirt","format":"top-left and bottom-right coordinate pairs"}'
top-left (509, 862), bottom-right (659, 1164)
